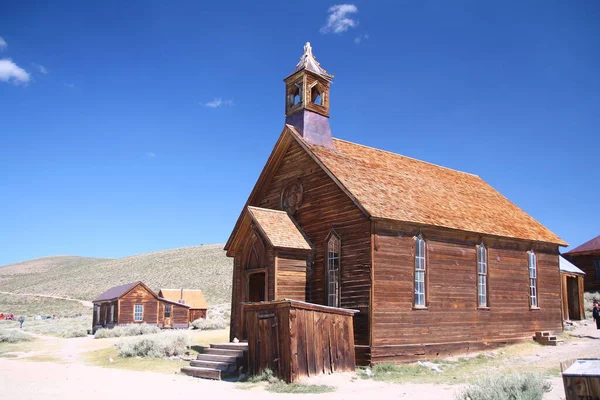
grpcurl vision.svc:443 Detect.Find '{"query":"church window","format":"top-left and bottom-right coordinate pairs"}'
top-left (327, 231), bottom-right (341, 308)
top-left (477, 243), bottom-right (488, 307)
top-left (414, 235), bottom-right (426, 307)
top-left (528, 251), bottom-right (538, 308)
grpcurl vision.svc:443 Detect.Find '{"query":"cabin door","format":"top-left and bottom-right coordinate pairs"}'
top-left (567, 277), bottom-right (581, 320)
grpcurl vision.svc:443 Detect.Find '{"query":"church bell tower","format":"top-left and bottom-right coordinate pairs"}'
top-left (284, 43), bottom-right (334, 148)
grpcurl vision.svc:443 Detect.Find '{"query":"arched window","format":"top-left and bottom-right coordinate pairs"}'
top-left (311, 85), bottom-right (322, 106)
top-left (477, 243), bottom-right (488, 307)
top-left (246, 235), bottom-right (266, 270)
top-left (528, 251), bottom-right (538, 307)
top-left (414, 235), bottom-right (426, 307)
top-left (326, 232), bottom-right (341, 307)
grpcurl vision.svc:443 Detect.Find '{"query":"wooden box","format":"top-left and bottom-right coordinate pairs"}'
top-left (562, 359), bottom-right (600, 400)
top-left (243, 299), bottom-right (358, 383)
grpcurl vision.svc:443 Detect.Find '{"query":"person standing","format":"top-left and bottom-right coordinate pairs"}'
top-left (18, 316), bottom-right (25, 329)
top-left (593, 300), bottom-right (600, 330)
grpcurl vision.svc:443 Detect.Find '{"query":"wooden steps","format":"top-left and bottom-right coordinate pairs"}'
top-left (533, 331), bottom-right (562, 346)
top-left (180, 342), bottom-right (248, 380)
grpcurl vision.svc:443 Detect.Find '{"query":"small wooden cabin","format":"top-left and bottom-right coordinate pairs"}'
top-left (559, 256), bottom-right (585, 321)
top-left (92, 281), bottom-right (190, 333)
top-left (225, 43), bottom-right (567, 366)
top-left (563, 234), bottom-right (600, 291)
top-left (158, 289), bottom-right (208, 322)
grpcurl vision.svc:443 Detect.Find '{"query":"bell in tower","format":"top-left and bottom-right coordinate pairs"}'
top-left (284, 43), bottom-right (334, 148)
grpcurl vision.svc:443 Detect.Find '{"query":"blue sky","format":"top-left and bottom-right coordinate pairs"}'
top-left (0, 1), bottom-right (598, 266)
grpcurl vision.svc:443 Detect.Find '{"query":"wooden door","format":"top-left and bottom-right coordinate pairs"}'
top-left (256, 313), bottom-right (280, 375)
top-left (163, 304), bottom-right (172, 328)
top-left (567, 277), bottom-right (581, 320)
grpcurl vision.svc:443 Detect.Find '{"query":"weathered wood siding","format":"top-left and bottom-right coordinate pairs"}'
top-left (158, 301), bottom-right (189, 328)
top-left (564, 253), bottom-right (600, 291)
top-left (189, 309), bottom-right (207, 321)
top-left (92, 300), bottom-right (118, 332)
top-left (118, 285), bottom-right (159, 325)
top-left (372, 221), bottom-right (563, 363)
top-left (275, 254), bottom-right (307, 301)
top-left (245, 300), bottom-right (356, 383)
top-left (254, 140), bottom-right (372, 347)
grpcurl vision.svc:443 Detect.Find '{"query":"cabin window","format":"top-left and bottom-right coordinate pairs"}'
top-left (110, 304), bottom-right (115, 322)
top-left (595, 259), bottom-right (600, 279)
top-left (164, 304), bottom-right (171, 318)
top-left (477, 243), bottom-right (488, 307)
top-left (134, 304), bottom-right (143, 321)
top-left (414, 235), bottom-right (426, 307)
top-left (528, 251), bottom-right (538, 308)
top-left (327, 232), bottom-right (341, 308)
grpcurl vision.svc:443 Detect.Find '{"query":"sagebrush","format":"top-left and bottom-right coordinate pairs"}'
top-left (95, 323), bottom-right (160, 339)
top-left (116, 332), bottom-right (189, 358)
top-left (191, 303), bottom-right (230, 330)
top-left (0, 329), bottom-right (34, 343)
top-left (455, 373), bottom-right (551, 400)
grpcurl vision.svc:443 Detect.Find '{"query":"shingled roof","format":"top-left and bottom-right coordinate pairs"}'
top-left (288, 127), bottom-right (566, 246)
top-left (248, 206), bottom-right (313, 251)
top-left (566, 234), bottom-right (600, 254)
top-left (93, 282), bottom-right (140, 302)
top-left (158, 289), bottom-right (208, 309)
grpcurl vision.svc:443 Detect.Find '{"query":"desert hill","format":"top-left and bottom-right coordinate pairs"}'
top-left (0, 245), bottom-right (232, 306)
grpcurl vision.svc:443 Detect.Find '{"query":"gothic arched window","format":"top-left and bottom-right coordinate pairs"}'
top-left (326, 231), bottom-right (341, 307)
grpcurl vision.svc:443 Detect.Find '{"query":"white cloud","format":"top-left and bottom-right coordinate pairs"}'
top-left (0, 59), bottom-right (31, 84)
top-left (146, 152), bottom-right (156, 158)
top-left (33, 63), bottom-right (49, 74)
top-left (0, 36), bottom-right (7, 51)
top-left (202, 98), bottom-right (234, 108)
top-left (354, 33), bottom-right (369, 44)
top-left (320, 4), bottom-right (359, 34)
top-left (64, 83), bottom-right (76, 89)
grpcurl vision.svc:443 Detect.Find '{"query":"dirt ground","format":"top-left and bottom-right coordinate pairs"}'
top-left (2, 323), bottom-right (600, 400)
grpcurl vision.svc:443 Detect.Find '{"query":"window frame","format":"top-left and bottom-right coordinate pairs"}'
top-left (134, 304), bottom-right (143, 322)
top-left (413, 234), bottom-right (427, 308)
top-left (164, 304), bottom-right (172, 318)
top-left (325, 230), bottom-right (341, 308)
top-left (528, 251), bottom-right (538, 309)
top-left (477, 242), bottom-right (489, 308)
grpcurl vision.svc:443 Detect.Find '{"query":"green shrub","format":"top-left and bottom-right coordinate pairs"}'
top-left (0, 329), bottom-right (34, 343)
top-left (95, 323), bottom-right (161, 339)
top-left (116, 332), bottom-right (189, 358)
top-left (455, 373), bottom-right (551, 400)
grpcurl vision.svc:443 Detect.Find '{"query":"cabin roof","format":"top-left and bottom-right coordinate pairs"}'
top-left (565, 234), bottom-right (600, 255)
top-left (92, 282), bottom-right (140, 302)
top-left (158, 289), bottom-right (207, 309)
top-left (559, 256), bottom-right (585, 275)
top-left (291, 128), bottom-right (566, 246)
top-left (248, 206), bottom-right (313, 251)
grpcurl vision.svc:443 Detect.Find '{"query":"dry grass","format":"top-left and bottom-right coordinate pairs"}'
top-left (1, 316), bottom-right (91, 338)
top-left (0, 293), bottom-right (91, 317)
top-left (0, 244), bottom-right (232, 305)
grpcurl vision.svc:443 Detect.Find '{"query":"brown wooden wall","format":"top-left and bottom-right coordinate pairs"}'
top-left (157, 301), bottom-right (189, 328)
top-left (371, 220), bottom-right (563, 363)
top-left (189, 309), bottom-right (207, 321)
top-left (275, 254), bottom-right (307, 301)
top-left (230, 139), bottom-right (372, 351)
top-left (118, 285), bottom-right (159, 325)
top-left (563, 252), bottom-right (600, 291)
top-left (244, 300), bottom-right (356, 383)
top-left (255, 140), bottom-right (372, 343)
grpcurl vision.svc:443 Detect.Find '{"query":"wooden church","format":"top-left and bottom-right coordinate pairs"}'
top-left (225, 43), bottom-right (567, 366)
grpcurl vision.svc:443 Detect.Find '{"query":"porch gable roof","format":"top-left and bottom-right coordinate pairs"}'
top-left (247, 206), bottom-right (313, 251)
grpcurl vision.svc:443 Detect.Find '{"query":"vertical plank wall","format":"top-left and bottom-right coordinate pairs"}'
top-left (119, 285), bottom-right (159, 325)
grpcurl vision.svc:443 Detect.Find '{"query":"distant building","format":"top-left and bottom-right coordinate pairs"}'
top-left (158, 289), bottom-right (208, 321)
top-left (563, 234), bottom-right (600, 291)
top-left (559, 256), bottom-right (585, 320)
top-left (92, 281), bottom-right (190, 333)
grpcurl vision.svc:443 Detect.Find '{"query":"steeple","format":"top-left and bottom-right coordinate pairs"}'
top-left (284, 42), bottom-right (334, 148)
